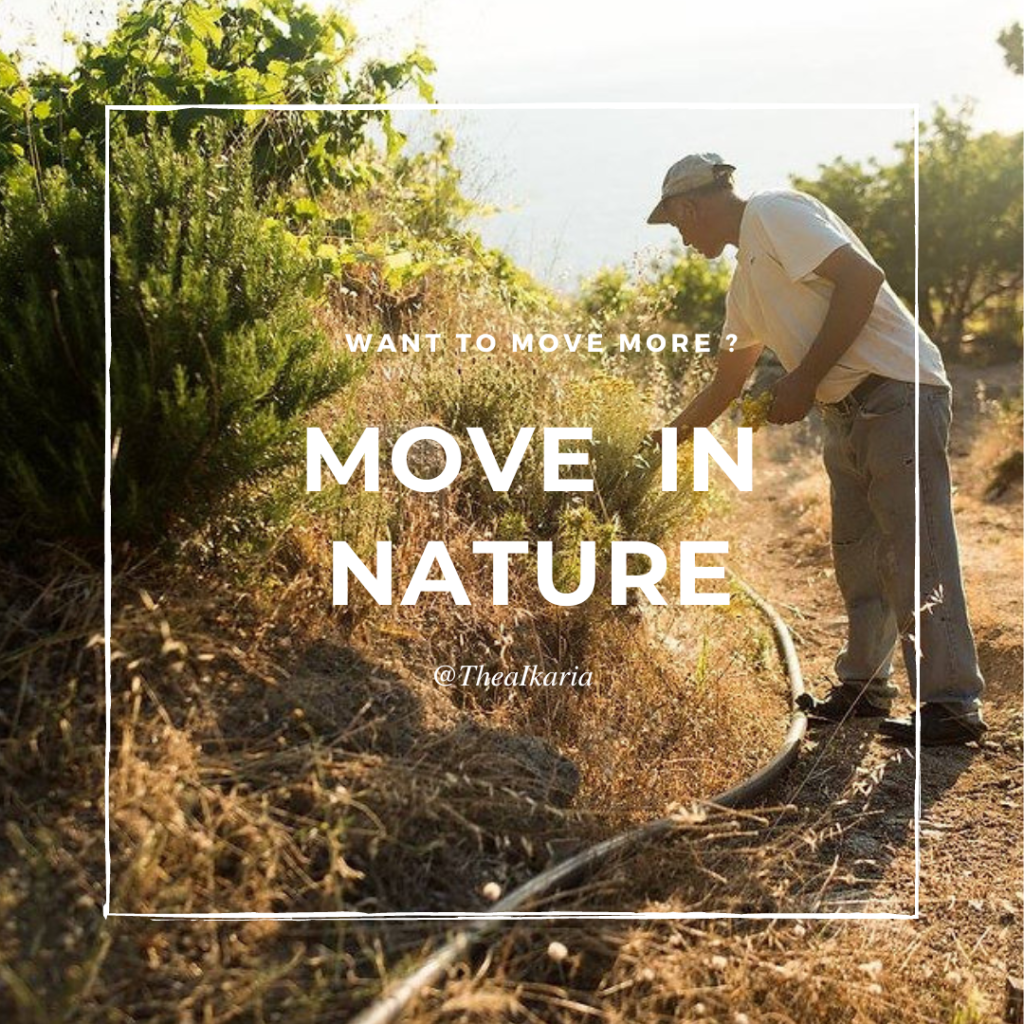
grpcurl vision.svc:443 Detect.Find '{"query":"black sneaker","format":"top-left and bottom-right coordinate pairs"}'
top-left (796, 686), bottom-right (891, 723)
top-left (879, 704), bottom-right (988, 746)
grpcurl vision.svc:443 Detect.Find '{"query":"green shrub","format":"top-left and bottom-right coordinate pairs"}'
top-left (0, 0), bottom-right (439, 551)
top-left (0, 118), bottom-right (359, 549)
top-left (577, 252), bottom-right (730, 384)
top-left (109, 120), bottom-right (355, 540)
top-left (0, 0), bottom-right (434, 195)
top-left (415, 361), bottom-right (700, 549)
top-left (650, 253), bottom-right (730, 333)
top-left (577, 267), bottom-right (639, 329)
top-left (0, 161), bottom-right (106, 540)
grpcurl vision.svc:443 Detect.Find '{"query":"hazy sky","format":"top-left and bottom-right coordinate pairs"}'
top-left (4, 0), bottom-right (1021, 290)
top-left (346, 0), bottom-right (1021, 289)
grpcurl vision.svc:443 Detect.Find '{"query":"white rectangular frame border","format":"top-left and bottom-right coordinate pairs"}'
top-left (102, 101), bottom-right (922, 922)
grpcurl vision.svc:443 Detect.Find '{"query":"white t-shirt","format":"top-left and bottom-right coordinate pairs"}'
top-left (723, 189), bottom-right (948, 403)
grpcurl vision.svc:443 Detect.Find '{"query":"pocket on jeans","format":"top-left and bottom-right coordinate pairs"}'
top-left (857, 380), bottom-right (912, 419)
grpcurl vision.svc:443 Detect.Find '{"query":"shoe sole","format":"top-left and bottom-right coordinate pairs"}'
top-left (879, 727), bottom-right (986, 746)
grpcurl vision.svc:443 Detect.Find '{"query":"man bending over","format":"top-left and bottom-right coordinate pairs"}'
top-left (647, 152), bottom-right (986, 746)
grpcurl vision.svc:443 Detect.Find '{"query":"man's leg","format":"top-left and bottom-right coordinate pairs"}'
top-left (819, 407), bottom-right (900, 709)
top-left (855, 382), bottom-right (986, 727)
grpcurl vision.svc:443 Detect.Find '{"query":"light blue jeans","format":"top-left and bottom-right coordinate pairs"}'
top-left (820, 379), bottom-right (985, 724)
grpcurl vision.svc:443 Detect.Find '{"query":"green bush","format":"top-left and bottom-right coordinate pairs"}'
top-left (109, 120), bottom-right (355, 540)
top-left (577, 251), bottom-right (730, 384)
top-left (0, 161), bottom-right (106, 540)
top-left (650, 253), bottom-right (730, 333)
top-left (414, 361), bottom-right (700, 548)
top-left (0, 0), bottom-right (438, 551)
top-left (0, 0), bottom-right (434, 195)
top-left (0, 119), bottom-right (358, 548)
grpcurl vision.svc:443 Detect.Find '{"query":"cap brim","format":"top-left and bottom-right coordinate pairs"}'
top-left (646, 198), bottom-right (672, 225)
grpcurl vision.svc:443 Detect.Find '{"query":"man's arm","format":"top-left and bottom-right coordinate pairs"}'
top-left (657, 342), bottom-right (763, 445)
top-left (768, 243), bottom-right (885, 423)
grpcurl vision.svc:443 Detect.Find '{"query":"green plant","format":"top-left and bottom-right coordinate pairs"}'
top-left (109, 121), bottom-right (355, 539)
top-left (0, 0), bottom-right (434, 195)
top-left (0, 0), bottom-right (442, 549)
top-left (577, 251), bottom-right (730, 382)
top-left (0, 160), bottom-right (106, 539)
top-left (413, 362), bottom-right (701, 552)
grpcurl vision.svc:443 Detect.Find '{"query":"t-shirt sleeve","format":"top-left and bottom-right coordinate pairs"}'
top-left (721, 285), bottom-right (759, 351)
top-left (754, 194), bottom-right (851, 283)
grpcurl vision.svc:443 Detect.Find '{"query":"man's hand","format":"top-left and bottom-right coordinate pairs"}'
top-left (767, 369), bottom-right (818, 424)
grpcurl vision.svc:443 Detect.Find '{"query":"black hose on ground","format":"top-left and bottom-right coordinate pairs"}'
top-left (349, 572), bottom-right (807, 1024)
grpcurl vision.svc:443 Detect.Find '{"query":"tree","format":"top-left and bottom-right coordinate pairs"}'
top-left (793, 104), bottom-right (1023, 357)
top-left (0, 0), bottom-right (434, 196)
top-left (998, 21), bottom-right (1023, 74)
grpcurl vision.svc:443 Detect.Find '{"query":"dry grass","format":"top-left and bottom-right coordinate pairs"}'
top-left (412, 916), bottom-right (991, 1024)
top-left (0, 334), bottom-right (792, 1021)
top-left (377, 770), bottom-right (1007, 1024)
top-left (1, 535), bottom-right (1011, 1022)
top-left (0, 529), bottom-right (791, 1020)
